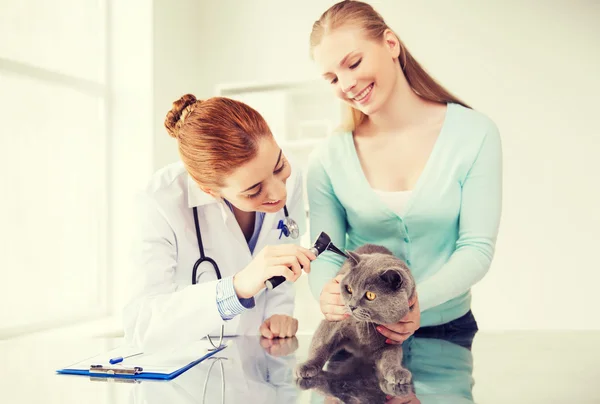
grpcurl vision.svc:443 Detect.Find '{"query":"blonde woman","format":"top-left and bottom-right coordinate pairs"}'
top-left (307, 0), bottom-right (502, 347)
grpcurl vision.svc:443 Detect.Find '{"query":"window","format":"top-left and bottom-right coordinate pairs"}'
top-left (0, 0), bottom-right (109, 336)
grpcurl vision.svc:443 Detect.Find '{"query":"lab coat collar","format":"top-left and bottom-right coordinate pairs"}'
top-left (187, 175), bottom-right (232, 224)
top-left (186, 175), bottom-right (220, 208)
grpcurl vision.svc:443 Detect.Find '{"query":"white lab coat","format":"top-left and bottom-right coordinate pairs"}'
top-left (123, 161), bottom-right (306, 352)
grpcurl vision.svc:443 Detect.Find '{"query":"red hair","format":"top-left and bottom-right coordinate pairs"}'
top-left (164, 94), bottom-right (273, 189)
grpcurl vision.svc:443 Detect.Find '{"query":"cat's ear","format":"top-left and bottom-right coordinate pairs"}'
top-left (380, 269), bottom-right (403, 290)
top-left (347, 251), bottom-right (361, 266)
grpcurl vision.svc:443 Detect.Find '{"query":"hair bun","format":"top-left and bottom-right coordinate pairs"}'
top-left (165, 93), bottom-right (198, 138)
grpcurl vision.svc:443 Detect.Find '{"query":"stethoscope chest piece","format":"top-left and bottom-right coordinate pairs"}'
top-left (278, 216), bottom-right (299, 239)
top-left (284, 217), bottom-right (300, 239)
top-left (276, 204), bottom-right (299, 240)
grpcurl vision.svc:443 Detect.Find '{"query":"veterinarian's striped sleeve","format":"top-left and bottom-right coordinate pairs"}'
top-left (216, 276), bottom-right (255, 320)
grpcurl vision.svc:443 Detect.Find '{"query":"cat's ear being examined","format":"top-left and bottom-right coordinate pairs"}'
top-left (347, 251), bottom-right (361, 266)
top-left (380, 269), bottom-right (403, 290)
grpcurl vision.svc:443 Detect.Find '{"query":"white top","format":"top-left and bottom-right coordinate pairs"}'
top-left (372, 189), bottom-right (413, 217)
top-left (122, 161), bottom-right (306, 352)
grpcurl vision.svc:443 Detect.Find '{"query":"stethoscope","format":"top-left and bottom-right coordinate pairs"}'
top-left (191, 204), bottom-right (299, 349)
top-left (201, 357), bottom-right (226, 404)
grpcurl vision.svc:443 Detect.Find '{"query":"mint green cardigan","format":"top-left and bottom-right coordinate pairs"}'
top-left (306, 103), bottom-right (502, 327)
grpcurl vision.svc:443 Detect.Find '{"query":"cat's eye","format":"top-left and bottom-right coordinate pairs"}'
top-left (345, 285), bottom-right (353, 294)
top-left (365, 291), bottom-right (376, 301)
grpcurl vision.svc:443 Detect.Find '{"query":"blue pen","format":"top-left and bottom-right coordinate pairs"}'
top-left (109, 352), bottom-right (143, 365)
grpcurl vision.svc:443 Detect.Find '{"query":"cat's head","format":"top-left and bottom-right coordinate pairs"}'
top-left (338, 244), bottom-right (415, 324)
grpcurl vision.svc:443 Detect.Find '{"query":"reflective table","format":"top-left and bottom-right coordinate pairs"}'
top-left (1, 331), bottom-right (599, 403)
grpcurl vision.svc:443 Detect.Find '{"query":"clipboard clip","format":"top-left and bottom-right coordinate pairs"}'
top-left (89, 376), bottom-right (141, 384)
top-left (89, 364), bottom-right (143, 375)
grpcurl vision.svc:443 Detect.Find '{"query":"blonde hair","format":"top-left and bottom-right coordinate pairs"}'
top-left (310, 0), bottom-right (470, 132)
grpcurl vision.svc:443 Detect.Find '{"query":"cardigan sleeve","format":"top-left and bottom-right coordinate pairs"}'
top-left (306, 151), bottom-right (348, 300)
top-left (417, 122), bottom-right (503, 311)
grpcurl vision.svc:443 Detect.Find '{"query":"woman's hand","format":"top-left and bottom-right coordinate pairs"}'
top-left (377, 292), bottom-right (420, 344)
top-left (319, 274), bottom-right (349, 321)
top-left (233, 244), bottom-right (316, 299)
top-left (260, 335), bottom-right (299, 356)
top-left (385, 393), bottom-right (421, 403)
top-left (259, 314), bottom-right (298, 339)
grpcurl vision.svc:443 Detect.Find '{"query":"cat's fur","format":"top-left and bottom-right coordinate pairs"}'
top-left (296, 353), bottom-right (415, 402)
top-left (295, 244), bottom-right (416, 394)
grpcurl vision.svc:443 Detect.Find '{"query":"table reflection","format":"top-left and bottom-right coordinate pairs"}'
top-left (129, 336), bottom-right (299, 404)
top-left (126, 330), bottom-right (476, 404)
top-left (298, 331), bottom-right (476, 404)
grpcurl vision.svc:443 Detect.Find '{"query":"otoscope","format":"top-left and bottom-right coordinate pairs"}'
top-left (265, 232), bottom-right (348, 290)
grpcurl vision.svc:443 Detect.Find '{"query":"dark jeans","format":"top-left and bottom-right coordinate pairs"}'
top-left (413, 310), bottom-right (479, 350)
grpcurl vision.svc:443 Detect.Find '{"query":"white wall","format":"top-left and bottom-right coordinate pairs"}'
top-left (152, 0), bottom-right (327, 169)
top-left (0, 0), bottom-right (155, 338)
top-left (151, 0), bottom-right (600, 331)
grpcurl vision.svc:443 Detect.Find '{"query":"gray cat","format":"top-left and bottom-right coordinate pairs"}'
top-left (296, 353), bottom-right (415, 403)
top-left (295, 244), bottom-right (416, 396)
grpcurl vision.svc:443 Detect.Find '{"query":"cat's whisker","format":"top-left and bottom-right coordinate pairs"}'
top-left (358, 311), bottom-right (370, 322)
top-left (365, 312), bottom-right (378, 335)
top-left (357, 317), bottom-right (366, 333)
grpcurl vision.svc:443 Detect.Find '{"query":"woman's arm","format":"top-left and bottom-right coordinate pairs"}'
top-left (417, 122), bottom-right (503, 311)
top-left (306, 152), bottom-right (348, 300)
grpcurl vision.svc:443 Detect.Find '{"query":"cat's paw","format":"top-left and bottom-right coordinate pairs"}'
top-left (379, 377), bottom-right (414, 398)
top-left (379, 367), bottom-right (413, 397)
top-left (295, 362), bottom-right (322, 379)
top-left (295, 375), bottom-right (320, 390)
top-left (383, 366), bottom-right (412, 385)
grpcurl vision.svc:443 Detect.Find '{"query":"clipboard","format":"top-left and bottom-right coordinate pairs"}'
top-left (56, 340), bottom-right (228, 381)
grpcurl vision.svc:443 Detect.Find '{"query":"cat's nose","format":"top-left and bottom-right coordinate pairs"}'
top-left (348, 305), bottom-right (357, 311)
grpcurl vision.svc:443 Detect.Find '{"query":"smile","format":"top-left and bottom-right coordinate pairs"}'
top-left (352, 83), bottom-right (373, 103)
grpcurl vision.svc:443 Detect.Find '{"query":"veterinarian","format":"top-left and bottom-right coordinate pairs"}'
top-left (123, 94), bottom-right (316, 351)
top-left (306, 0), bottom-right (502, 345)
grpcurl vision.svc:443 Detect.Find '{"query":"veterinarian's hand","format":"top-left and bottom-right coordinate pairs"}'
top-left (260, 335), bottom-right (299, 356)
top-left (259, 314), bottom-right (298, 339)
top-left (320, 274), bottom-right (349, 321)
top-left (377, 292), bottom-right (420, 344)
top-left (234, 245), bottom-right (317, 299)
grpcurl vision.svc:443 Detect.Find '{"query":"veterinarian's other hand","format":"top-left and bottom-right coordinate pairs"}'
top-left (260, 314), bottom-right (298, 339)
top-left (377, 292), bottom-right (420, 344)
top-left (320, 274), bottom-right (349, 321)
top-left (260, 335), bottom-right (299, 356)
